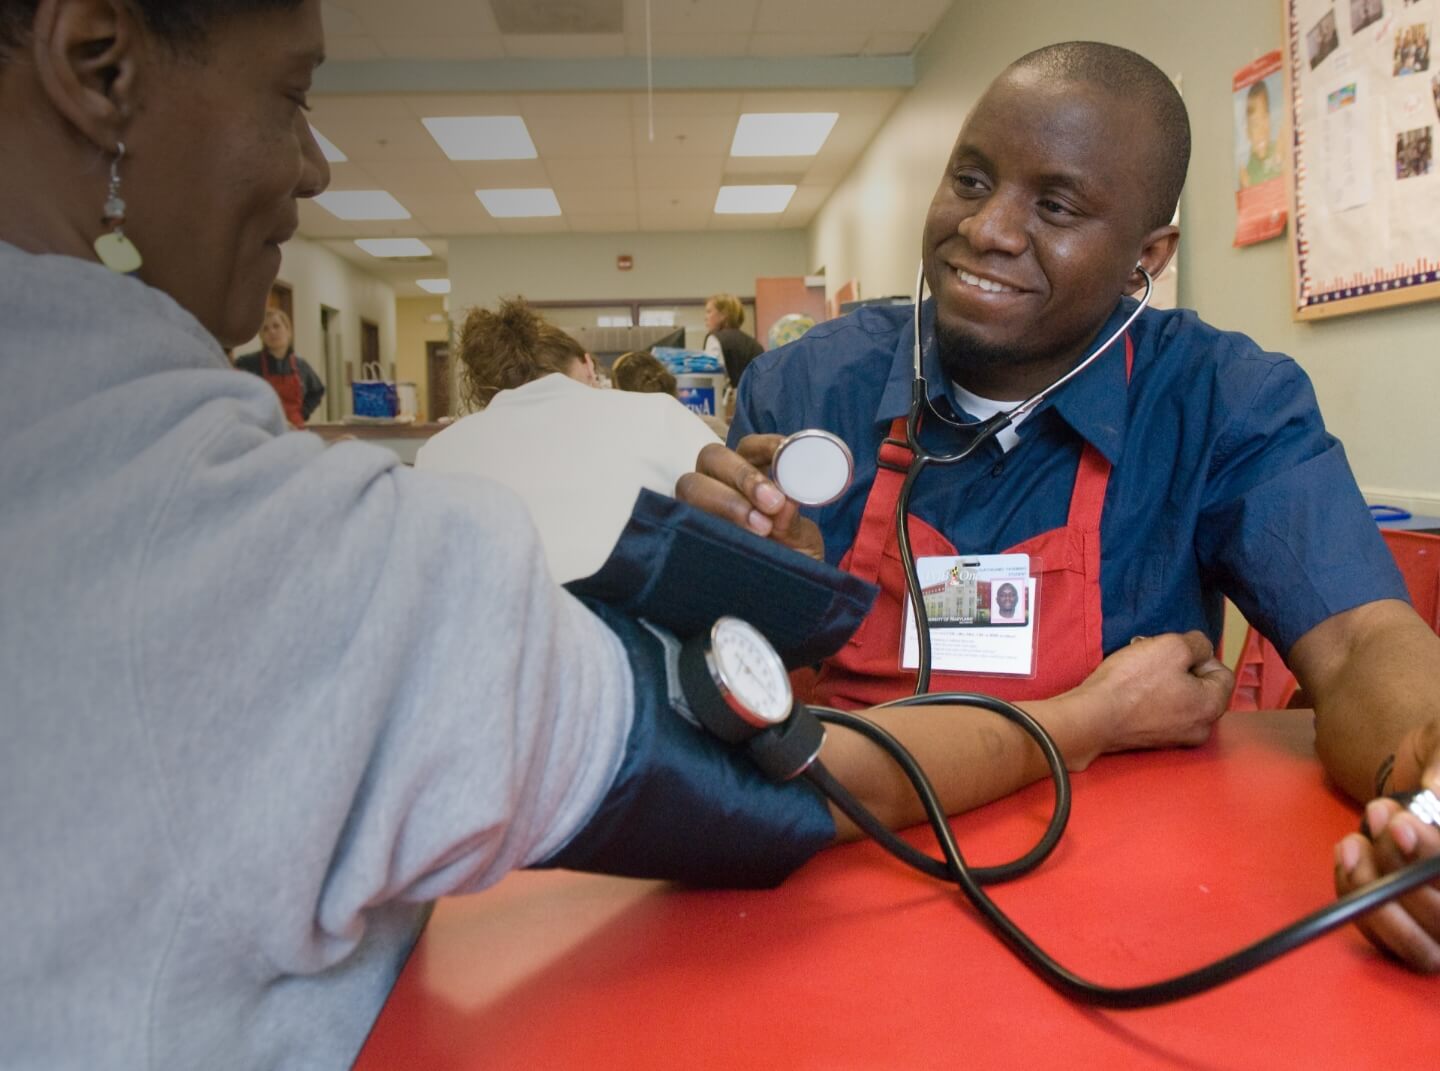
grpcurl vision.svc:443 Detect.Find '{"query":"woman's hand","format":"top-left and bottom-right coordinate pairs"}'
top-left (675, 436), bottom-right (826, 560)
top-left (1333, 720), bottom-right (1440, 973)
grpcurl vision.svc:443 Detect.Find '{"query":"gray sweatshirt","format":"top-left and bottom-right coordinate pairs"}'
top-left (0, 243), bottom-right (633, 1069)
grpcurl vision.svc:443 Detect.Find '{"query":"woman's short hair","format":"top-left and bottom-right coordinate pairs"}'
top-left (0, 1), bottom-right (304, 54)
top-left (610, 351), bottom-right (677, 396)
top-left (458, 297), bottom-right (587, 410)
top-left (706, 293), bottom-right (745, 331)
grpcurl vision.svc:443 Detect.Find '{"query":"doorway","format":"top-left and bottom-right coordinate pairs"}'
top-left (321, 305), bottom-right (343, 421)
top-left (426, 340), bottom-right (453, 421)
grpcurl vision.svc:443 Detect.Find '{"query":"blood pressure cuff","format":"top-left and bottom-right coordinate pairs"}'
top-left (533, 599), bottom-right (835, 888)
top-left (565, 489), bottom-right (877, 669)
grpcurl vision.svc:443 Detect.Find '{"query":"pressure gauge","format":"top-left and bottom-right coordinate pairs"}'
top-left (679, 617), bottom-right (794, 744)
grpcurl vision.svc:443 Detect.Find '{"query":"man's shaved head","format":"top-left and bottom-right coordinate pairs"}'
top-left (1008, 42), bottom-right (1190, 229)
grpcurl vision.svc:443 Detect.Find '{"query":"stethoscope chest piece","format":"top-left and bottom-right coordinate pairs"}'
top-left (771, 429), bottom-right (855, 507)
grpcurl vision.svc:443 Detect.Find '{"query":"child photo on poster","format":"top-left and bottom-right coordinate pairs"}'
top-left (1233, 51), bottom-right (1288, 245)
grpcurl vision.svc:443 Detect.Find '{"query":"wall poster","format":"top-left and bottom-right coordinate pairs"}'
top-left (1286, 0), bottom-right (1440, 318)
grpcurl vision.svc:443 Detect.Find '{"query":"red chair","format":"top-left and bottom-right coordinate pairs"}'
top-left (1228, 528), bottom-right (1440, 711)
top-left (1229, 625), bottom-right (1297, 711)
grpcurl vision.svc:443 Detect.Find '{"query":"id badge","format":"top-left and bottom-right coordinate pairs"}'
top-left (900, 553), bottom-right (1038, 677)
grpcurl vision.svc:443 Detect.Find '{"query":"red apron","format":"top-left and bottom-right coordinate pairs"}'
top-left (808, 336), bottom-right (1132, 709)
top-left (260, 351), bottom-right (306, 428)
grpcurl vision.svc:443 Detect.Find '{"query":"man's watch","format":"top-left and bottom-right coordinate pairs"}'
top-left (678, 616), bottom-right (825, 782)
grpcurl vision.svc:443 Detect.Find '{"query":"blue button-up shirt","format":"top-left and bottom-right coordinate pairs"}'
top-left (731, 299), bottom-right (1406, 656)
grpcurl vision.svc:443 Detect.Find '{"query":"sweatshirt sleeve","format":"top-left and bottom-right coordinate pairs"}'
top-left (133, 423), bottom-right (633, 975)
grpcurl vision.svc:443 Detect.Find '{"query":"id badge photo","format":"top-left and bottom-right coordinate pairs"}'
top-left (900, 553), bottom-right (1040, 678)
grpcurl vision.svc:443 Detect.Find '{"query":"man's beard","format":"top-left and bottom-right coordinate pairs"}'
top-left (933, 318), bottom-right (1033, 384)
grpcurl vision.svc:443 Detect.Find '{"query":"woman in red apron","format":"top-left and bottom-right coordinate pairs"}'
top-left (235, 308), bottom-right (324, 428)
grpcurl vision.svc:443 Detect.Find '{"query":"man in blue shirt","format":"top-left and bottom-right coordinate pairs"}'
top-left (679, 42), bottom-right (1440, 972)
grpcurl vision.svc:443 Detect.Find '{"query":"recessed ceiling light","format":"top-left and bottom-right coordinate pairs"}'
top-left (355, 238), bottom-right (433, 258)
top-left (422, 116), bottom-right (537, 160)
top-left (714, 185), bottom-right (797, 214)
top-left (309, 124), bottom-right (348, 162)
top-left (476, 188), bottom-right (562, 218)
top-left (730, 113), bottom-right (839, 157)
top-left (416, 278), bottom-right (452, 294)
top-left (314, 190), bottom-right (411, 221)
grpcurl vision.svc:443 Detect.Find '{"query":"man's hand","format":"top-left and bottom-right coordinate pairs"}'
top-left (1063, 632), bottom-right (1234, 770)
top-left (675, 436), bottom-right (826, 560)
top-left (1333, 719), bottom-right (1440, 973)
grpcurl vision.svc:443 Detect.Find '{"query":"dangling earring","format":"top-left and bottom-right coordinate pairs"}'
top-left (93, 141), bottom-right (144, 274)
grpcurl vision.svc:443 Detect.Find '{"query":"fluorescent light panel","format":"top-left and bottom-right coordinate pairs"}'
top-left (730, 112), bottom-right (838, 157)
top-left (476, 188), bottom-right (561, 218)
top-left (355, 238), bottom-right (432, 258)
top-left (309, 124), bottom-right (348, 162)
top-left (714, 184), bottom-right (796, 214)
top-left (423, 116), bottom-right (537, 160)
top-left (416, 278), bottom-right (452, 294)
top-left (314, 190), bottom-right (411, 221)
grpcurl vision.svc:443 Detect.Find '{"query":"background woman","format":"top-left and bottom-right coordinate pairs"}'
top-left (702, 290), bottom-right (765, 389)
top-left (235, 306), bottom-right (325, 426)
top-left (416, 298), bottom-right (721, 582)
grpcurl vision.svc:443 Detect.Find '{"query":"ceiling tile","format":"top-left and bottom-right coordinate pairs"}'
top-left (638, 0), bottom-right (762, 34)
top-left (632, 114), bottom-right (734, 157)
top-left (556, 189), bottom-right (639, 215)
top-left (451, 160), bottom-right (553, 186)
top-left (634, 156), bottom-right (725, 188)
top-left (624, 31), bottom-right (754, 56)
top-left (503, 33), bottom-right (626, 58)
top-left (863, 31), bottom-right (923, 55)
top-left (755, 0), bottom-right (950, 34)
top-left (526, 115), bottom-right (635, 158)
top-left (359, 159), bottom-right (470, 194)
top-left (377, 36), bottom-right (507, 60)
top-left (628, 91), bottom-right (743, 117)
top-left (495, 216), bottom-right (572, 234)
top-left (747, 32), bottom-right (868, 57)
top-left (544, 156), bottom-right (637, 191)
top-left (567, 212), bottom-right (643, 233)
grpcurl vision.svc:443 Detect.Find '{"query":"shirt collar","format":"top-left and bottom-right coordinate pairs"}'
top-left (875, 297), bottom-right (1135, 467)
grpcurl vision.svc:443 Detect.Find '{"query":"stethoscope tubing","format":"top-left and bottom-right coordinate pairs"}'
top-left (805, 695), bottom-right (1440, 1007)
top-left (901, 263), bottom-right (1153, 693)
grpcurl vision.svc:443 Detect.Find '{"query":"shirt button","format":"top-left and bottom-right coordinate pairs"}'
top-left (991, 461), bottom-right (1005, 477)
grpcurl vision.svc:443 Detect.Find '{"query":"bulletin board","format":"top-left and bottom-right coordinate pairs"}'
top-left (1285, 0), bottom-right (1440, 319)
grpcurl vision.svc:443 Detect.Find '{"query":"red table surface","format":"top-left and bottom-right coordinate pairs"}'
top-left (355, 711), bottom-right (1440, 1070)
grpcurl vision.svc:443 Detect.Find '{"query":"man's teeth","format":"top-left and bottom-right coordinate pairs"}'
top-left (957, 269), bottom-right (1017, 294)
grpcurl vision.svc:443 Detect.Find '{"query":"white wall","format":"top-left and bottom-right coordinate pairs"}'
top-left (253, 236), bottom-right (397, 417)
top-left (448, 230), bottom-right (810, 314)
top-left (807, 0), bottom-right (1440, 507)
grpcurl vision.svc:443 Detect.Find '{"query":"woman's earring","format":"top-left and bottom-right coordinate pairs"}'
top-left (93, 142), bottom-right (143, 274)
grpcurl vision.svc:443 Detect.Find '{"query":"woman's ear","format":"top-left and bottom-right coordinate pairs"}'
top-left (30, 0), bottom-right (143, 151)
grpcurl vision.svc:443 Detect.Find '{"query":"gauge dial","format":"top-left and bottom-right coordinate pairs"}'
top-left (708, 617), bottom-right (793, 727)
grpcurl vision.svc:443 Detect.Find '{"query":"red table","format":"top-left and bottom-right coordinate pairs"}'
top-left (356, 711), bottom-right (1440, 1069)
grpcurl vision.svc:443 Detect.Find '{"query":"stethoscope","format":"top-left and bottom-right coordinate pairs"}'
top-left (774, 260), bottom-right (1154, 693)
top-left (898, 259), bottom-right (1154, 693)
top-left (756, 261), bottom-right (1440, 1005)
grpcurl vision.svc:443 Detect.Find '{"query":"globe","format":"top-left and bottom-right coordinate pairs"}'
top-left (767, 312), bottom-right (817, 350)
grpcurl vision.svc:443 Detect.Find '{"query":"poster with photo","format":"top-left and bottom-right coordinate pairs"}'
top-left (1286, 0), bottom-right (1440, 318)
top-left (1233, 51), bottom-right (1288, 245)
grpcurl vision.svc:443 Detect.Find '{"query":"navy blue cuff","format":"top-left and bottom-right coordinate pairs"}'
top-left (533, 600), bottom-right (836, 888)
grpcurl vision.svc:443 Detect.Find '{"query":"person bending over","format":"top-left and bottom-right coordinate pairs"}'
top-left (415, 299), bottom-right (723, 582)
